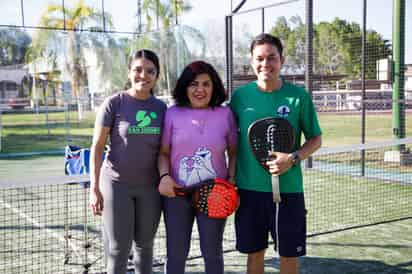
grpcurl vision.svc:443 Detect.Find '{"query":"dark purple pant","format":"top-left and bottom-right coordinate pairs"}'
top-left (163, 195), bottom-right (226, 274)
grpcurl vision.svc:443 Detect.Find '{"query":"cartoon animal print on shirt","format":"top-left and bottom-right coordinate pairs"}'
top-left (178, 147), bottom-right (217, 186)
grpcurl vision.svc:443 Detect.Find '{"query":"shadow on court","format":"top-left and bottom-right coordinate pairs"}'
top-left (264, 256), bottom-right (412, 274)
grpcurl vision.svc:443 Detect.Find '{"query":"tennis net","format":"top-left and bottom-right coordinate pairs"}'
top-left (305, 137), bottom-right (412, 236)
top-left (0, 138), bottom-right (411, 273)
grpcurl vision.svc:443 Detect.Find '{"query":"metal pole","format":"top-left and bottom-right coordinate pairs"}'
top-left (0, 110), bottom-right (2, 152)
top-left (225, 15), bottom-right (234, 98)
top-left (102, 0), bottom-right (106, 32)
top-left (156, 0), bottom-right (159, 29)
top-left (137, 0), bottom-right (142, 33)
top-left (392, 0), bottom-right (406, 148)
top-left (361, 0), bottom-right (367, 175)
top-left (42, 79), bottom-right (50, 138)
top-left (305, 0), bottom-right (313, 168)
top-left (232, 0), bottom-right (247, 13)
top-left (20, 0), bottom-right (25, 27)
top-left (175, 0), bottom-right (178, 25)
top-left (261, 8), bottom-right (265, 33)
top-left (62, 0), bottom-right (66, 30)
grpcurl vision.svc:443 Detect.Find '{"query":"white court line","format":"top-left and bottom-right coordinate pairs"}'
top-left (0, 198), bottom-right (82, 260)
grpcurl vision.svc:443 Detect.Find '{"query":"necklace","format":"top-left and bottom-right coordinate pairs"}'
top-left (192, 118), bottom-right (206, 134)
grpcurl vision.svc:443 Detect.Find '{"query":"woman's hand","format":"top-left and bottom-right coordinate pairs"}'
top-left (266, 151), bottom-right (293, 176)
top-left (90, 187), bottom-right (104, 216)
top-left (158, 175), bottom-right (182, 198)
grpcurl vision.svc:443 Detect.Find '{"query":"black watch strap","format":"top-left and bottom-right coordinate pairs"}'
top-left (291, 151), bottom-right (301, 166)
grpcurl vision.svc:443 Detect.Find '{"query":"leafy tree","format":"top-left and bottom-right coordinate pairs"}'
top-left (269, 16), bottom-right (392, 78)
top-left (0, 29), bottom-right (31, 65)
top-left (128, 0), bottom-right (206, 95)
top-left (271, 17), bottom-right (291, 45)
top-left (26, 0), bottom-right (120, 119)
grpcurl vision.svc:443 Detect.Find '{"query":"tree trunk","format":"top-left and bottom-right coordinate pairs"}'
top-left (68, 33), bottom-right (83, 120)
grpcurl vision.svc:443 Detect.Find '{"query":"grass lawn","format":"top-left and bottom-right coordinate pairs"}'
top-left (1, 110), bottom-right (411, 153)
top-left (318, 112), bottom-right (412, 147)
top-left (1, 111), bottom-right (95, 153)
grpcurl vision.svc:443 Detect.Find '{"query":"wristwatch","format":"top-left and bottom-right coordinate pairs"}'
top-left (291, 151), bottom-right (301, 166)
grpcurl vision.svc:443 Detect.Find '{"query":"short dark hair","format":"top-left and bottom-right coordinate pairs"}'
top-left (173, 61), bottom-right (226, 107)
top-left (250, 33), bottom-right (283, 57)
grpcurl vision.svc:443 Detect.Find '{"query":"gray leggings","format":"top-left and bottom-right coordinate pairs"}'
top-left (101, 178), bottom-right (161, 274)
top-left (163, 195), bottom-right (226, 274)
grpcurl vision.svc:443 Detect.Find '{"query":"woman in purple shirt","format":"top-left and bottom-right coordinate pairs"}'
top-left (158, 61), bottom-right (238, 274)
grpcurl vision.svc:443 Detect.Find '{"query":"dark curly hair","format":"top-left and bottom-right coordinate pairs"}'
top-left (172, 61), bottom-right (226, 107)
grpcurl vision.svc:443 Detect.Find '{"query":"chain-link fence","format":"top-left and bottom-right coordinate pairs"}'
top-left (0, 0), bottom-right (411, 273)
top-left (227, 0), bottom-right (410, 148)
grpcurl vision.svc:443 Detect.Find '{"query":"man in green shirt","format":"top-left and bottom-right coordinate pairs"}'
top-left (229, 33), bottom-right (322, 274)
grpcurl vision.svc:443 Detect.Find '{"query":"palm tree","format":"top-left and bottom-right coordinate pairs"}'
top-left (26, 0), bottom-right (115, 119)
top-left (135, 0), bottom-right (206, 95)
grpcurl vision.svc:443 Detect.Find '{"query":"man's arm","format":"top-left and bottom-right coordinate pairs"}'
top-left (291, 135), bottom-right (322, 162)
top-left (267, 135), bottom-right (322, 176)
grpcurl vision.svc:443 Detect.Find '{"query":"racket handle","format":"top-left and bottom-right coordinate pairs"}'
top-left (271, 175), bottom-right (281, 203)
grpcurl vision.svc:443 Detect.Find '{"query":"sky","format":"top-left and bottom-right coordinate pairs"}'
top-left (0, 0), bottom-right (411, 63)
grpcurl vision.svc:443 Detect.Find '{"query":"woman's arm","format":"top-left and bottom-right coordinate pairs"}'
top-left (89, 124), bottom-right (110, 215)
top-left (158, 145), bottom-right (181, 197)
top-left (227, 144), bottom-right (237, 184)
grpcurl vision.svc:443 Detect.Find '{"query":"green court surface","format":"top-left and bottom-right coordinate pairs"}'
top-left (0, 129), bottom-right (411, 273)
top-left (0, 155), bottom-right (63, 180)
top-left (1, 157), bottom-right (411, 273)
top-left (152, 219), bottom-right (412, 274)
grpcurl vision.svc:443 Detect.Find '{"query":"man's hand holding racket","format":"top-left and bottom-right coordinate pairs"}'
top-left (266, 151), bottom-right (294, 176)
top-left (248, 117), bottom-right (295, 203)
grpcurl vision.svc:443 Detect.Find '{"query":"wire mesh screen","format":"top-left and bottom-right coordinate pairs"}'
top-left (0, 181), bottom-right (103, 274)
top-left (1, 0), bottom-right (412, 273)
top-left (306, 138), bottom-right (412, 236)
top-left (1, 138), bottom-right (411, 273)
top-left (228, 0), bottom-right (411, 147)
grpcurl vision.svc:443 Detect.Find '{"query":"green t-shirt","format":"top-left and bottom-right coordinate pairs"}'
top-left (229, 81), bottom-right (322, 193)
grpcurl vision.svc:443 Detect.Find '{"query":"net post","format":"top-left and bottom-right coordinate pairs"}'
top-left (225, 15), bottom-right (234, 98)
top-left (360, 0), bottom-right (367, 176)
top-left (0, 110), bottom-right (2, 152)
top-left (83, 181), bottom-right (90, 272)
top-left (305, 0), bottom-right (313, 168)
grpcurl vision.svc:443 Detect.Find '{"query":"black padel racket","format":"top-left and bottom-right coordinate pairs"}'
top-left (247, 117), bottom-right (295, 202)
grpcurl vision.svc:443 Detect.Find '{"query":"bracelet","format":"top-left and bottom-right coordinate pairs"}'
top-left (159, 173), bottom-right (169, 181)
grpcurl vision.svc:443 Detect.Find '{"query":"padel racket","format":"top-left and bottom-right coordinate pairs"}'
top-left (247, 117), bottom-right (295, 202)
top-left (175, 178), bottom-right (239, 219)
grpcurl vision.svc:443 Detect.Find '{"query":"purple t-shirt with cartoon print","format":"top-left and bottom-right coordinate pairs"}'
top-left (161, 105), bottom-right (238, 187)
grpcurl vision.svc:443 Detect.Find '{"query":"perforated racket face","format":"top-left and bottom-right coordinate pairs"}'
top-left (194, 179), bottom-right (239, 218)
top-left (248, 117), bottom-right (295, 172)
top-left (177, 179), bottom-right (214, 194)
